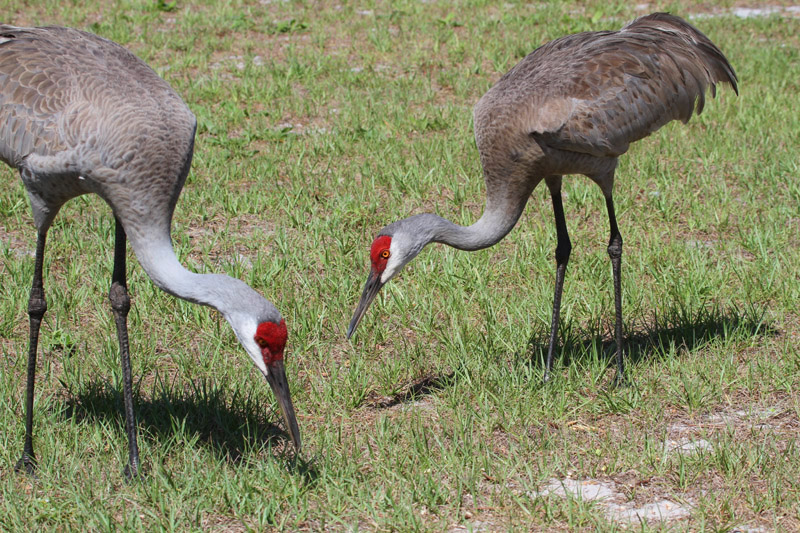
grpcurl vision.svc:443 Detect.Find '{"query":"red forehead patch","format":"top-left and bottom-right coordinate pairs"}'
top-left (370, 235), bottom-right (392, 268)
top-left (255, 319), bottom-right (287, 365)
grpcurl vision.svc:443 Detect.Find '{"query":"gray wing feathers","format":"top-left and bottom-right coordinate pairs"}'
top-left (481, 13), bottom-right (737, 158)
top-left (623, 13), bottom-right (738, 96)
top-left (0, 26), bottom-right (68, 167)
top-left (0, 25), bottom-right (194, 177)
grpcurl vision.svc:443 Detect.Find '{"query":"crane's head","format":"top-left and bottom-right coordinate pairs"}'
top-left (347, 222), bottom-right (429, 338)
top-left (234, 315), bottom-right (301, 450)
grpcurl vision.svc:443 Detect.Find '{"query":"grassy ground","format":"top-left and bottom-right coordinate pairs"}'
top-left (1, 0), bottom-right (799, 530)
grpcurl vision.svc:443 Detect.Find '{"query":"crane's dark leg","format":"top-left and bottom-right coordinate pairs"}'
top-left (15, 230), bottom-right (48, 475)
top-left (605, 195), bottom-right (626, 386)
top-left (544, 178), bottom-right (572, 383)
top-left (109, 218), bottom-right (140, 479)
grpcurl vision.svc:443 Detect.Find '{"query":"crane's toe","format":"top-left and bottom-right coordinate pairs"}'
top-left (611, 371), bottom-right (629, 389)
top-left (123, 461), bottom-right (142, 482)
top-left (14, 454), bottom-right (37, 476)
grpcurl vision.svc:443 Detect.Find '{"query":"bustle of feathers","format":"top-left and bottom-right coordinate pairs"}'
top-left (474, 12), bottom-right (738, 170)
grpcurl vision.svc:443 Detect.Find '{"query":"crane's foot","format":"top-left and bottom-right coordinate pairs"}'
top-left (14, 453), bottom-right (37, 476)
top-left (611, 371), bottom-right (629, 388)
top-left (123, 460), bottom-right (141, 482)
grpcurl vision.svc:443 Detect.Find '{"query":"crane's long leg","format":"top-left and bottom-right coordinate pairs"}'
top-left (15, 230), bottom-right (48, 475)
top-left (544, 177), bottom-right (571, 383)
top-left (109, 218), bottom-right (140, 479)
top-left (605, 195), bottom-right (626, 386)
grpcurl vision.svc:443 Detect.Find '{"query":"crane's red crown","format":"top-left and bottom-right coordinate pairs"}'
top-left (255, 319), bottom-right (287, 366)
top-left (370, 235), bottom-right (392, 273)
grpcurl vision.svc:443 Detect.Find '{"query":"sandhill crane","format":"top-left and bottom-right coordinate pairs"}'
top-left (0, 25), bottom-right (300, 478)
top-left (347, 13), bottom-right (738, 385)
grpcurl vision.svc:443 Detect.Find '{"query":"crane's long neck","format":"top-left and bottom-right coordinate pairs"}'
top-left (415, 183), bottom-right (534, 252)
top-left (126, 233), bottom-right (266, 321)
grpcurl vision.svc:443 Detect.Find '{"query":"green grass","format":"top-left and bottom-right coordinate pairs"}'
top-left (1, 0), bottom-right (799, 530)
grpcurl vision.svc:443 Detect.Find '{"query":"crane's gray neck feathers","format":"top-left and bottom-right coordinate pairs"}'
top-left (128, 235), bottom-right (280, 325)
top-left (388, 195), bottom-right (529, 252)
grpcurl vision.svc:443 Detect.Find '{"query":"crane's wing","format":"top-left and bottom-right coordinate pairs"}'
top-left (0, 25), bottom-right (72, 169)
top-left (488, 13), bottom-right (738, 158)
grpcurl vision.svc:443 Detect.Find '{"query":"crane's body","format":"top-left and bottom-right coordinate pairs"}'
top-left (348, 13), bottom-right (738, 384)
top-left (0, 25), bottom-right (300, 478)
top-left (1, 26), bottom-right (193, 233)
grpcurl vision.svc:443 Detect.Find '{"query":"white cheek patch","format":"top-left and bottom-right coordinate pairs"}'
top-left (244, 337), bottom-right (269, 375)
top-left (230, 316), bottom-right (268, 375)
top-left (380, 239), bottom-right (401, 283)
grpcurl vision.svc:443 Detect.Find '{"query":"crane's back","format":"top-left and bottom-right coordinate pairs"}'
top-left (473, 13), bottom-right (737, 178)
top-left (0, 25), bottom-right (197, 230)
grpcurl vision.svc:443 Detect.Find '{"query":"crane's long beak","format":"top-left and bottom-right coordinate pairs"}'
top-left (264, 359), bottom-right (301, 450)
top-left (347, 271), bottom-right (384, 339)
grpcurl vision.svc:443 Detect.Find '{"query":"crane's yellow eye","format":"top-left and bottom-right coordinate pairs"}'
top-left (380, 250), bottom-right (390, 259)
top-left (255, 337), bottom-right (268, 349)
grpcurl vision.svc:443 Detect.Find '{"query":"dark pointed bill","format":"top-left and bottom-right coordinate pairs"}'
top-left (264, 359), bottom-right (301, 450)
top-left (347, 272), bottom-right (384, 339)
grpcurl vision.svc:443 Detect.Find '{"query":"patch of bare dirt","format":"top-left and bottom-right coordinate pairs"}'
top-left (535, 477), bottom-right (692, 526)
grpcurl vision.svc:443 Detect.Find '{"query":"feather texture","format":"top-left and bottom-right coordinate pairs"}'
top-left (474, 12), bottom-right (738, 170)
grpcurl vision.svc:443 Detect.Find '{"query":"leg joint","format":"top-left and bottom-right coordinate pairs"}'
top-left (109, 282), bottom-right (131, 315)
top-left (607, 235), bottom-right (623, 259)
top-left (555, 239), bottom-right (572, 265)
top-left (27, 287), bottom-right (47, 318)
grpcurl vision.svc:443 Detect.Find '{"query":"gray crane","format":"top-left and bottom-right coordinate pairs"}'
top-left (347, 13), bottom-right (738, 385)
top-left (0, 25), bottom-right (300, 479)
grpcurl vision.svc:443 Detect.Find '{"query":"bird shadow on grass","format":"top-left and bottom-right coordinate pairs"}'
top-left (58, 376), bottom-right (317, 480)
top-left (526, 302), bottom-right (777, 372)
